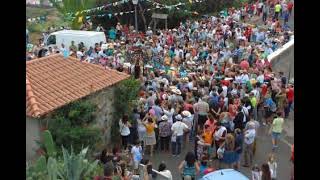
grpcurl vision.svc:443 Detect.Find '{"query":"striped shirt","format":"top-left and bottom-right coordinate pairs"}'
top-left (197, 101), bottom-right (210, 116)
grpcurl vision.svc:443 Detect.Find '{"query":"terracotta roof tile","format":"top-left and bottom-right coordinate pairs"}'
top-left (26, 54), bottom-right (130, 118)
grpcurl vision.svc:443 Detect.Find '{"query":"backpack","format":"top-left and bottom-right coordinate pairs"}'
top-left (269, 99), bottom-right (277, 112)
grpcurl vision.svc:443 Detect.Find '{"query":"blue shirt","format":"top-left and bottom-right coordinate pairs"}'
top-left (108, 29), bottom-right (116, 40)
top-left (199, 164), bottom-right (208, 177)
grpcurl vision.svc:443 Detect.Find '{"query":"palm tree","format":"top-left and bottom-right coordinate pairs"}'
top-left (49, 0), bottom-right (95, 29)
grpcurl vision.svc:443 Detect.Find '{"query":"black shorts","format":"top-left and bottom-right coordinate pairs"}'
top-left (264, 108), bottom-right (273, 118)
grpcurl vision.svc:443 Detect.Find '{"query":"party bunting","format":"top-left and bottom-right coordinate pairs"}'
top-left (78, 16), bottom-right (83, 23)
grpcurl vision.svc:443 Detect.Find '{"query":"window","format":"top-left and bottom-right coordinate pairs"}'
top-left (47, 35), bottom-right (56, 45)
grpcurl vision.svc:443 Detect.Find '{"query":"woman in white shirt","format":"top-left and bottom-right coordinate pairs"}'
top-left (119, 115), bottom-right (131, 150)
top-left (163, 104), bottom-right (175, 125)
top-left (158, 162), bottom-right (173, 180)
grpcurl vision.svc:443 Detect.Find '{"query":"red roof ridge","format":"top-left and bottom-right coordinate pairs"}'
top-left (27, 54), bottom-right (130, 77)
top-left (80, 60), bottom-right (130, 77)
top-left (26, 54), bottom-right (62, 65)
top-left (26, 77), bottom-right (41, 118)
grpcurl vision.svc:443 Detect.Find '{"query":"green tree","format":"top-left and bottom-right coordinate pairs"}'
top-left (49, 0), bottom-right (95, 29)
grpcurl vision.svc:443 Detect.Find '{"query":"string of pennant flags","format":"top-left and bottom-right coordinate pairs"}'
top-left (67, 0), bottom-right (207, 18)
top-left (26, 0), bottom-right (208, 23)
top-left (78, 7), bottom-right (203, 21)
top-left (27, 16), bottom-right (47, 23)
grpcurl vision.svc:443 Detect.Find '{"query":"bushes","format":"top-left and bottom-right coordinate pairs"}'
top-left (48, 100), bottom-right (101, 154)
top-left (111, 77), bottom-right (140, 142)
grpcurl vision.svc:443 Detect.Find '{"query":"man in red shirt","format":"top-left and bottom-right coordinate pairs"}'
top-left (287, 1), bottom-right (294, 17)
top-left (285, 84), bottom-right (294, 118)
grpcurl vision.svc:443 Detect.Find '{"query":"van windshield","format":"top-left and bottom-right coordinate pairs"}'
top-left (47, 35), bottom-right (56, 45)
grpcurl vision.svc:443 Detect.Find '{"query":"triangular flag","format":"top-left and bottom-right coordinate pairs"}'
top-left (78, 16), bottom-right (83, 23)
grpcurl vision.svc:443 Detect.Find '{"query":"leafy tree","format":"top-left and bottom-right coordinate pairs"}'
top-left (49, 0), bottom-right (96, 29)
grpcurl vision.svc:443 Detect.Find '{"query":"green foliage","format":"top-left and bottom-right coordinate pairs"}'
top-left (26, 141), bottom-right (102, 180)
top-left (111, 77), bottom-right (140, 142)
top-left (43, 130), bottom-right (57, 157)
top-left (35, 156), bottom-right (47, 174)
top-left (47, 157), bottom-right (60, 180)
top-left (49, 0), bottom-right (96, 29)
top-left (48, 100), bottom-right (101, 154)
top-left (60, 147), bottom-right (99, 180)
top-left (114, 77), bottom-right (140, 116)
top-left (55, 101), bottom-right (96, 125)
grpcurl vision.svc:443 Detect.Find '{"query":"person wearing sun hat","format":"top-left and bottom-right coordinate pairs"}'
top-left (182, 110), bottom-right (194, 144)
top-left (171, 114), bottom-right (189, 157)
top-left (159, 115), bottom-right (172, 152)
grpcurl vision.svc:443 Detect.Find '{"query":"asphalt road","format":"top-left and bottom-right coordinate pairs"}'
top-left (147, 112), bottom-right (294, 179)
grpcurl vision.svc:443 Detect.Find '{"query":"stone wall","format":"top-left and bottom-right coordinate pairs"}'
top-left (26, 85), bottom-right (118, 161)
top-left (87, 86), bottom-right (116, 145)
top-left (26, 117), bottom-right (41, 162)
top-left (268, 37), bottom-right (294, 80)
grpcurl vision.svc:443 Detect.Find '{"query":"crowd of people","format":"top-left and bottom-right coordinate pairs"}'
top-left (27, 0), bottom-right (294, 179)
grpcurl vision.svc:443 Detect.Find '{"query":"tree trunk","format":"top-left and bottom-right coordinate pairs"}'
top-left (138, 3), bottom-right (147, 32)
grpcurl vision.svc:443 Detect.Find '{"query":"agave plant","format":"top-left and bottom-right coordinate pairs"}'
top-left (27, 130), bottom-right (101, 180)
top-left (43, 130), bottom-right (57, 157)
top-left (59, 146), bottom-right (99, 180)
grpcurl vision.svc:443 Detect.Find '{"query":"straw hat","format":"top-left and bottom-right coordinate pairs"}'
top-left (161, 115), bottom-right (168, 121)
top-left (199, 76), bottom-right (206, 81)
top-left (172, 89), bottom-right (182, 95)
top-left (182, 110), bottom-right (192, 118)
top-left (182, 77), bottom-right (189, 82)
top-left (170, 67), bottom-right (176, 70)
top-left (169, 85), bottom-right (177, 90)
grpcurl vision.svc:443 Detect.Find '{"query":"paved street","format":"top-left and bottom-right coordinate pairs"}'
top-left (148, 112), bottom-right (294, 179)
top-left (148, 11), bottom-right (294, 179)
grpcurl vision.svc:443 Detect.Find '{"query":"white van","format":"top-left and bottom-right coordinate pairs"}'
top-left (44, 30), bottom-right (106, 50)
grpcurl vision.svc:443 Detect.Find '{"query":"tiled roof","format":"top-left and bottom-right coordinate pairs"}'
top-left (26, 54), bottom-right (130, 118)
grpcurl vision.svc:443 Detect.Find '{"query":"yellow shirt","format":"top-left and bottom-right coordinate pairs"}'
top-left (275, 4), bottom-right (281, 13)
top-left (272, 117), bottom-right (284, 133)
top-left (250, 97), bottom-right (257, 108)
top-left (145, 123), bottom-right (155, 134)
top-left (203, 131), bottom-right (213, 144)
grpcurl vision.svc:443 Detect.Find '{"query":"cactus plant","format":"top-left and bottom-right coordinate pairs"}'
top-left (27, 131), bottom-right (101, 180)
top-left (43, 130), bottom-right (57, 157)
top-left (60, 146), bottom-right (99, 180)
top-left (47, 157), bottom-right (61, 180)
top-left (34, 155), bottom-right (47, 173)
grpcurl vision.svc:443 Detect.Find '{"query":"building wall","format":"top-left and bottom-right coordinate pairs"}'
top-left (26, 117), bottom-right (41, 162)
top-left (26, 86), bottom-right (117, 161)
top-left (87, 86), bottom-right (116, 145)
